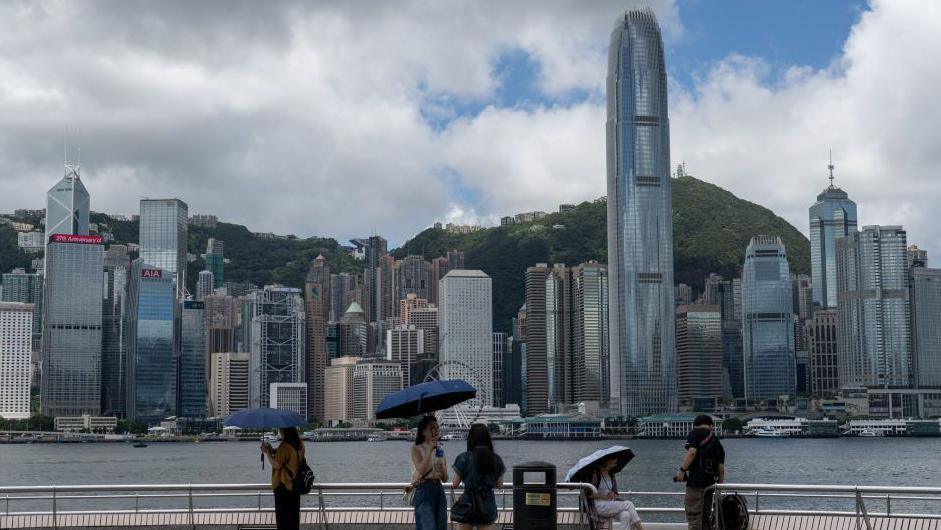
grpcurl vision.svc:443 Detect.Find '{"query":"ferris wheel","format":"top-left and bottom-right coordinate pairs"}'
top-left (423, 360), bottom-right (485, 430)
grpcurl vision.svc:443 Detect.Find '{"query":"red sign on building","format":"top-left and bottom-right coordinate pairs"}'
top-left (48, 234), bottom-right (103, 245)
top-left (141, 269), bottom-right (163, 279)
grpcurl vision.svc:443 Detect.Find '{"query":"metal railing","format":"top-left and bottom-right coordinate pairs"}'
top-left (4, 481), bottom-right (941, 528)
top-left (0, 481), bottom-right (607, 529)
top-left (712, 483), bottom-right (941, 530)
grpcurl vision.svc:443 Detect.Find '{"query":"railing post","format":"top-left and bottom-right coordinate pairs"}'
top-left (188, 485), bottom-right (195, 530)
top-left (855, 488), bottom-right (872, 530)
top-left (886, 493), bottom-right (891, 517)
top-left (317, 486), bottom-right (329, 530)
top-left (52, 487), bottom-right (57, 529)
top-left (5, 493), bottom-right (9, 515)
top-left (754, 490), bottom-right (759, 514)
top-left (379, 490), bottom-right (384, 510)
top-left (135, 492), bottom-right (140, 513)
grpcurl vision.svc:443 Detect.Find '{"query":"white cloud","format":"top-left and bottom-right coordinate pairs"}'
top-left (671, 0), bottom-right (941, 255)
top-left (0, 0), bottom-right (938, 259)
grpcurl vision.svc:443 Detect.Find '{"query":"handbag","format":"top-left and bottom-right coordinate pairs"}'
top-left (450, 487), bottom-right (487, 524)
top-left (404, 467), bottom-right (433, 507)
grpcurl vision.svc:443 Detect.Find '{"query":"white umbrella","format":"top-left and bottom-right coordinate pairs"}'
top-left (564, 445), bottom-right (635, 483)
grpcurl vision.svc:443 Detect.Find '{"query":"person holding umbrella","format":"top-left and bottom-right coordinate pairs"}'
top-left (566, 446), bottom-right (644, 530)
top-left (374, 379), bottom-right (477, 530)
top-left (411, 415), bottom-right (449, 530)
top-left (224, 407), bottom-right (308, 530)
top-left (261, 427), bottom-right (305, 530)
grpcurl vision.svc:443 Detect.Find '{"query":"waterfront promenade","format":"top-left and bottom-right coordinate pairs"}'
top-left (2, 482), bottom-right (941, 529)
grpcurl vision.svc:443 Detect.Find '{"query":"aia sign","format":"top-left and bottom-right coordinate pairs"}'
top-left (141, 269), bottom-right (163, 279)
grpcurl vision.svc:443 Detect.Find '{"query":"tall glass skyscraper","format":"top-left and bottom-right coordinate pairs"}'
top-left (101, 245), bottom-right (130, 417)
top-left (1, 268), bottom-right (44, 353)
top-left (41, 234), bottom-right (104, 417)
top-left (809, 163), bottom-right (857, 309)
top-left (45, 164), bottom-right (90, 255)
top-left (911, 267), bottom-right (941, 388)
top-left (127, 260), bottom-right (177, 423)
top-left (606, 8), bottom-right (676, 416)
top-left (836, 226), bottom-right (911, 388)
top-left (140, 199), bottom-right (189, 298)
top-left (178, 299), bottom-right (206, 417)
top-left (742, 236), bottom-right (796, 401)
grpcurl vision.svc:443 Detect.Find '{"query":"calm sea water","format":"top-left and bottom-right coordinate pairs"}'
top-left (3, 438), bottom-right (940, 517)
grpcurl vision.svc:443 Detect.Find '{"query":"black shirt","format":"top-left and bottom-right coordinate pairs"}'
top-left (685, 427), bottom-right (725, 488)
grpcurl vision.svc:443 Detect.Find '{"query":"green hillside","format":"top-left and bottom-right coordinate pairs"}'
top-left (395, 175), bottom-right (810, 332)
top-left (3, 175), bottom-right (809, 335)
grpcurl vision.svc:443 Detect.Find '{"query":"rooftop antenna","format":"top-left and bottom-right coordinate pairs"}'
top-left (828, 149), bottom-right (835, 189)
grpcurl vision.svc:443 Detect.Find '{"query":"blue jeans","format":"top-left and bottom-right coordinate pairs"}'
top-left (413, 482), bottom-right (447, 530)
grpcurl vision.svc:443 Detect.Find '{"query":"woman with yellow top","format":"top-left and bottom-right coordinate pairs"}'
top-left (261, 427), bottom-right (305, 530)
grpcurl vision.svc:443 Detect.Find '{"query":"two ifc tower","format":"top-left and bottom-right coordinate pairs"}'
top-left (606, 8), bottom-right (676, 417)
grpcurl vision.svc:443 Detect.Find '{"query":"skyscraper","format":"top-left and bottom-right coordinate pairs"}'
top-left (807, 309), bottom-right (839, 396)
top-left (394, 256), bottom-right (431, 316)
top-left (0, 302), bottom-right (33, 419)
top-left (439, 270), bottom-right (493, 409)
top-left (101, 245), bottom-right (130, 417)
top-left (41, 234), bottom-right (104, 417)
top-left (809, 160), bottom-right (858, 309)
top-left (178, 299), bottom-right (206, 417)
top-left (44, 162), bottom-right (90, 255)
top-left (196, 270), bottom-right (214, 301)
top-left (492, 332), bottom-right (508, 407)
top-left (523, 264), bottom-right (551, 415)
top-left (208, 351), bottom-right (250, 417)
top-left (1, 268), bottom-right (43, 353)
top-left (573, 262), bottom-right (609, 404)
top-left (387, 325), bottom-right (424, 387)
top-left (606, 8), bottom-right (676, 416)
top-left (352, 360), bottom-right (403, 422)
top-left (304, 256), bottom-right (330, 420)
top-left (742, 236), bottom-right (796, 401)
top-left (703, 273), bottom-right (743, 398)
top-left (675, 305), bottom-right (724, 404)
top-left (127, 260), bottom-right (176, 423)
top-left (361, 236), bottom-right (388, 323)
top-left (329, 272), bottom-right (357, 322)
top-left (139, 199), bottom-right (189, 298)
top-left (836, 226), bottom-right (911, 389)
top-left (203, 238), bottom-right (224, 289)
top-left (911, 267), bottom-right (941, 388)
top-left (249, 286), bottom-right (305, 409)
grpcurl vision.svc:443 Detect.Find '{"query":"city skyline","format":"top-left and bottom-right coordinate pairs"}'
top-left (0, 1), bottom-right (938, 255)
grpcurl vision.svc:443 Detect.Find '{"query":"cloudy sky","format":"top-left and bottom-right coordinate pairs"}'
top-left (2, 0), bottom-right (939, 254)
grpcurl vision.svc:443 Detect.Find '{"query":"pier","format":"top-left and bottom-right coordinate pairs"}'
top-left (2, 482), bottom-right (941, 529)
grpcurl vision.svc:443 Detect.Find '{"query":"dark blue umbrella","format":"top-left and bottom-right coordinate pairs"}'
top-left (375, 379), bottom-right (476, 419)
top-left (224, 407), bottom-right (307, 429)
top-left (224, 407), bottom-right (307, 469)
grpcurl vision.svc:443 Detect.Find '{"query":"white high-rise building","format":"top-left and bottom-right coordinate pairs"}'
top-left (324, 356), bottom-right (359, 422)
top-left (0, 303), bottom-right (33, 419)
top-left (352, 360), bottom-right (403, 422)
top-left (439, 270), bottom-right (493, 408)
top-left (208, 352), bottom-right (250, 417)
top-left (270, 383), bottom-right (308, 418)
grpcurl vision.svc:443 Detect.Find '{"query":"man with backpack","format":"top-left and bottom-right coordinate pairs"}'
top-left (674, 415), bottom-right (725, 530)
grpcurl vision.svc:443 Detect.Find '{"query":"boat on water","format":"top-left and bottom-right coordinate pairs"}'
top-left (440, 432), bottom-right (466, 441)
top-left (752, 427), bottom-right (785, 438)
top-left (133, 442), bottom-right (148, 448)
top-left (366, 435), bottom-right (385, 442)
top-left (858, 429), bottom-right (880, 437)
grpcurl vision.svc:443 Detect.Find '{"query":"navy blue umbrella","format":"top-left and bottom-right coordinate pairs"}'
top-left (224, 407), bottom-right (307, 469)
top-left (375, 379), bottom-right (476, 419)
top-left (224, 407), bottom-right (307, 429)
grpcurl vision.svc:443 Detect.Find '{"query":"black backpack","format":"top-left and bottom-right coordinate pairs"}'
top-left (696, 432), bottom-right (722, 480)
top-left (288, 450), bottom-right (315, 495)
top-left (712, 493), bottom-right (749, 530)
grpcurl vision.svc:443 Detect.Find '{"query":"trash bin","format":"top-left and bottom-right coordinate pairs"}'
top-left (512, 461), bottom-right (557, 530)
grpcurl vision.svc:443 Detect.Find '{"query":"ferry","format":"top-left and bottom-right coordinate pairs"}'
top-left (440, 432), bottom-right (466, 441)
top-left (752, 427), bottom-right (786, 438)
top-left (858, 429), bottom-right (880, 437)
top-left (366, 434), bottom-right (385, 442)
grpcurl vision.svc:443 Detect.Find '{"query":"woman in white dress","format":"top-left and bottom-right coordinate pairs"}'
top-left (590, 456), bottom-right (644, 530)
